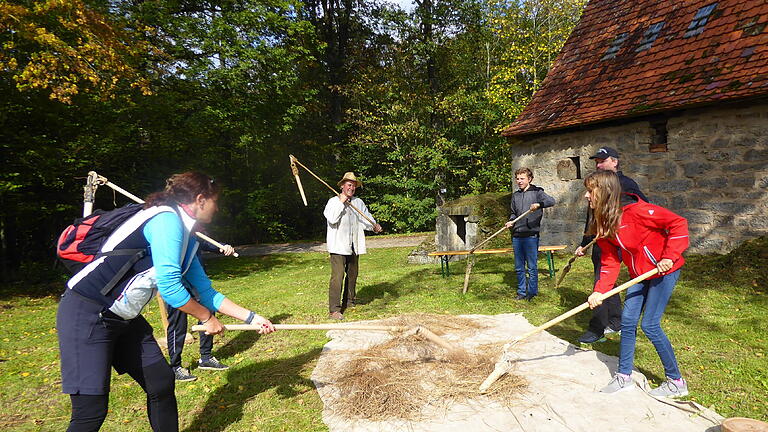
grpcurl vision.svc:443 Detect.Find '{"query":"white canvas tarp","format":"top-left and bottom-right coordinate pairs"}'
top-left (311, 313), bottom-right (723, 432)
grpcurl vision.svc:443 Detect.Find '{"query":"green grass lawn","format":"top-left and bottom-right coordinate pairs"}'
top-left (1, 241), bottom-right (766, 431)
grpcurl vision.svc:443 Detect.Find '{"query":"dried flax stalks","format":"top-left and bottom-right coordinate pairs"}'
top-left (320, 314), bottom-right (527, 421)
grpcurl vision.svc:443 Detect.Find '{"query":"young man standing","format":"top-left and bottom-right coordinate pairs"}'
top-left (505, 167), bottom-right (555, 300)
top-left (576, 146), bottom-right (648, 344)
top-left (323, 172), bottom-right (382, 320)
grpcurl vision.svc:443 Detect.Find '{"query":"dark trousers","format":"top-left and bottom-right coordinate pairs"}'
top-left (329, 253), bottom-right (359, 313)
top-left (57, 291), bottom-right (177, 431)
top-left (166, 304), bottom-right (213, 368)
top-left (587, 244), bottom-right (623, 334)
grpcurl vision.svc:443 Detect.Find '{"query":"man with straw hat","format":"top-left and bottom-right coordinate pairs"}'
top-left (323, 172), bottom-right (382, 320)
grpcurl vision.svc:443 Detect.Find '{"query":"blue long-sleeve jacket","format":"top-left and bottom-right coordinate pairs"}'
top-left (144, 211), bottom-right (225, 310)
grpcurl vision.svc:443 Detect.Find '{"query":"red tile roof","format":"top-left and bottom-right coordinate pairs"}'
top-left (502, 0), bottom-right (768, 137)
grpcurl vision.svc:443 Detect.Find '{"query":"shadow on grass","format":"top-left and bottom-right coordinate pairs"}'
top-left (183, 347), bottom-right (323, 432)
top-left (355, 266), bottom-right (438, 308)
top-left (203, 254), bottom-right (300, 279)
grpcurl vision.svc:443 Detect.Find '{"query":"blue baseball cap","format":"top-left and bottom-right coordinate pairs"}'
top-left (589, 147), bottom-right (620, 160)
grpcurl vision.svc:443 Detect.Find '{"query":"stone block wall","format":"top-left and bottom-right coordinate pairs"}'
top-left (433, 205), bottom-right (479, 262)
top-left (507, 101), bottom-right (768, 254)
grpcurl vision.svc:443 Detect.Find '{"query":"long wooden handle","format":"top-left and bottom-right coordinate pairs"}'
top-left (194, 232), bottom-right (239, 258)
top-left (95, 173), bottom-right (238, 258)
top-left (470, 208), bottom-right (533, 253)
top-left (480, 268), bottom-right (660, 392)
top-left (410, 326), bottom-right (457, 351)
top-left (289, 156), bottom-right (377, 227)
top-left (289, 155), bottom-right (308, 206)
top-left (191, 323), bottom-right (406, 332)
top-left (555, 238), bottom-right (597, 288)
top-left (469, 226), bottom-right (508, 254)
top-left (517, 268), bottom-right (659, 343)
top-left (156, 293), bottom-right (169, 336)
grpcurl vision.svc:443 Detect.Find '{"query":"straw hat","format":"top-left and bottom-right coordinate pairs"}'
top-left (337, 172), bottom-right (362, 188)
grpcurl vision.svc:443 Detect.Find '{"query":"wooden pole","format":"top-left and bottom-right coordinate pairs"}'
top-left (289, 155), bottom-right (308, 206)
top-left (479, 268), bottom-right (660, 392)
top-left (191, 323), bottom-right (459, 352)
top-left (92, 172), bottom-right (238, 257)
top-left (406, 325), bottom-right (458, 351)
top-left (194, 232), bottom-right (239, 258)
top-left (462, 208), bottom-right (533, 293)
top-left (288, 155), bottom-right (378, 227)
top-left (192, 323), bottom-right (406, 332)
top-left (555, 238), bottom-right (596, 289)
top-left (97, 175), bottom-right (144, 204)
top-left (156, 293), bottom-right (170, 347)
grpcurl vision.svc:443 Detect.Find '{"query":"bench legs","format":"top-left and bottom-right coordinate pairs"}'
top-left (440, 255), bottom-right (450, 277)
top-left (546, 250), bottom-right (555, 278)
top-left (436, 251), bottom-right (556, 278)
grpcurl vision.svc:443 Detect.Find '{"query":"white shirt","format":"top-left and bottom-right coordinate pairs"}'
top-left (324, 196), bottom-right (376, 255)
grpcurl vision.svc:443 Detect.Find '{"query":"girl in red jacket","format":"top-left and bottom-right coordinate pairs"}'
top-left (584, 170), bottom-right (689, 398)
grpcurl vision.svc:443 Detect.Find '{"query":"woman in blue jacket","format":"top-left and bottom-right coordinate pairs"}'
top-left (57, 172), bottom-right (275, 432)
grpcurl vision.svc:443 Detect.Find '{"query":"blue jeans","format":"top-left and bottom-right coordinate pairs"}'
top-left (513, 236), bottom-right (539, 297)
top-left (618, 269), bottom-right (682, 379)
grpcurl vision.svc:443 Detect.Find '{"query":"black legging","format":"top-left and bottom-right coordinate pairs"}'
top-left (67, 361), bottom-right (177, 432)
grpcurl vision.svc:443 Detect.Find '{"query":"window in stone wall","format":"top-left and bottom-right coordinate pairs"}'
top-left (650, 119), bottom-right (668, 153)
top-left (450, 215), bottom-right (467, 244)
top-left (557, 157), bottom-right (582, 180)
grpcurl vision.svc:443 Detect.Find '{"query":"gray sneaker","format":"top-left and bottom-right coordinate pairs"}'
top-left (600, 374), bottom-right (634, 393)
top-left (649, 379), bottom-right (689, 398)
top-left (198, 356), bottom-right (229, 371)
top-left (173, 367), bottom-right (197, 382)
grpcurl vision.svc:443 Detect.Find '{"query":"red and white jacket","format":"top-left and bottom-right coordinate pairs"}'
top-left (594, 194), bottom-right (689, 294)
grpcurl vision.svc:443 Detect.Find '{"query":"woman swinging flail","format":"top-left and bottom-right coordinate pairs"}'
top-left (583, 170), bottom-right (690, 397)
top-left (56, 172), bottom-right (275, 431)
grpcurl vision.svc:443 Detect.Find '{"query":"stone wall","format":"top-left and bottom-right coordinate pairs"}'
top-left (507, 101), bottom-right (768, 254)
top-left (435, 205), bottom-right (479, 254)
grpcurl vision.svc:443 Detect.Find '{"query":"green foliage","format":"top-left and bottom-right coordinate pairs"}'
top-left (369, 194), bottom-right (436, 233)
top-left (486, 0), bottom-right (586, 127)
top-left (1, 0), bottom-right (587, 276)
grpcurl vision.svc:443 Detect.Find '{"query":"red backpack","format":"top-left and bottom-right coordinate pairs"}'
top-left (57, 203), bottom-right (149, 295)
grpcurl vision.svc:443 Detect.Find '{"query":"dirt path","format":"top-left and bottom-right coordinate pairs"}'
top-left (234, 234), bottom-right (430, 256)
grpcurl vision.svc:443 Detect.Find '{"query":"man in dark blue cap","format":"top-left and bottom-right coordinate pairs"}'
top-left (575, 146), bottom-right (649, 344)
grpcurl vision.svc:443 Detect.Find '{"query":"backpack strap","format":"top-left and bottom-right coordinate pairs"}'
top-left (98, 206), bottom-right (200, 299)
top-left (94, 205), bottom-right (176, 297)
top-left (99, 249), bottom-right (148, 296)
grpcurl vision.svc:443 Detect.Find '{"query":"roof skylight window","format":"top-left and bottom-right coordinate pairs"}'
top-left (636, 22), bottom-right (665, 51)
top-left (685, 3), bottom-right (717, 37)
top-left (601, 32), bottom-right (628, 60)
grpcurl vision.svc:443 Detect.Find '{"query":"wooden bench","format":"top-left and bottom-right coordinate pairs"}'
top-left (428, 245), bottom-right (568, 278)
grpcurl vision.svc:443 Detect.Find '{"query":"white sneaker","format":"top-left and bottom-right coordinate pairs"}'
top-left (649, 378), bottom-right (689, 398)
top-left (600, 374), bottom-right (634, 393)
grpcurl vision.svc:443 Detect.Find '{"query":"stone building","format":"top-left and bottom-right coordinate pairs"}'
top-left (502, 0), bottom-right (768, 253)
